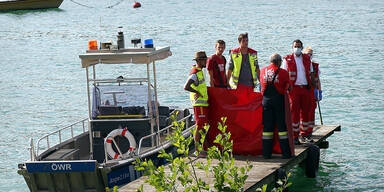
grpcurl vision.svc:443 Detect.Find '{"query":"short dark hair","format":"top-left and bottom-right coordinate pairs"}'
top-left (292, 39), bottom-right (303, 48)
top-left (238, 33), bottom-right (248, 43)
top-left (216, 40), bottom-right (225, 46)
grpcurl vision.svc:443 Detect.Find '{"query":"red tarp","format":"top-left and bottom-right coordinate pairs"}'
top-left (207, 87), bottom-right (294, 156)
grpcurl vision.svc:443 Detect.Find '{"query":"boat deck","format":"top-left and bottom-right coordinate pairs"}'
top-left (119, 124), bottom-right (341, 191)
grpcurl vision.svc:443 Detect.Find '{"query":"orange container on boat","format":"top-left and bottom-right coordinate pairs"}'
top-left (88, 40), bottom-right (98, 50)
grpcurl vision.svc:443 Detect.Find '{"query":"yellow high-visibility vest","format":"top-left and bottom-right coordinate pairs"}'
top-left (229, 51), bottom-right (258, 89)
top-left (189, 66), bottom-right (208, 107)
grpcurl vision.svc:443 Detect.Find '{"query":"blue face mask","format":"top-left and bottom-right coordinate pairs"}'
top-left (293, 47), bottom-right (302, 55)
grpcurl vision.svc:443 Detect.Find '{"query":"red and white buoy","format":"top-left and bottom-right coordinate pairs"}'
top-left (133, 1), bottom-right (141, 8)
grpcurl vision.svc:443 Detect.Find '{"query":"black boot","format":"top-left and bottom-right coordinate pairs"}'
top-left (279, 139), bottom-right (292, 159)
top-left (262, 139), bottom-right (273, 159)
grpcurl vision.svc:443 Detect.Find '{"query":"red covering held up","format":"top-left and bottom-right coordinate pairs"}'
top-left (207, 87), bottom-right (294, 156)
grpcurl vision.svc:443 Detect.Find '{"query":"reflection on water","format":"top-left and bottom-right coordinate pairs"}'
top-left (0, 8), bottom-right (64, 15)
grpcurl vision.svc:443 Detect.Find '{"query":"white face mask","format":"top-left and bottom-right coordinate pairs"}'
top-left (293, 47), bottom-right (302, 55)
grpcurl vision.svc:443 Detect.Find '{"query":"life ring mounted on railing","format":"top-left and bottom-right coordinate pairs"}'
top-left (104, 127), bottom-right (137, 160)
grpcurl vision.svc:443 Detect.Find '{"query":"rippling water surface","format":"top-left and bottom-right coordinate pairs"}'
top-left (1, 0), bottom-right (383, 191)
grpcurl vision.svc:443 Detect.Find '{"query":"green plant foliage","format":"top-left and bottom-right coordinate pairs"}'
top-left (134, 112), bottom-right (207, 192)
top-left (195, 117), bottom-right (253, 192)
top-left (105, 186), bottom-right (119, 192)
top-left (255, 172), bottom-right (292, 192)
top-left (134, 114), bottom-right (291, 192)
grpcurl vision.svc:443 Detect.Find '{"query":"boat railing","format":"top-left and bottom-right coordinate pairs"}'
top-left (34, 118), bottom-right (89, 160)
top-left (137, 113), bottom-right (193, 155)
top-left (103, 113), bottom-right (193, 163)
top-left (90, 78), bottom-right (148, 84)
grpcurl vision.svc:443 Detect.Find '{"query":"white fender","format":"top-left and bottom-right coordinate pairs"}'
top-left (104, 128), bottom-right (136, 159)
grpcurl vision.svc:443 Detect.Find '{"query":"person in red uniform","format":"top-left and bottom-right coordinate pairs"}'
top-left (303, 46), bottom-right (322, 137)
top-left (260, 53), bottom-right (292, 159)
top-left (282, 39), bottom-right (314, 144)
top-left (207, 40), bottom-right (228, 88)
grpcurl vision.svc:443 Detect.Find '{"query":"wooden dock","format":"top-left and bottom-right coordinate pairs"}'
top-left (119, 124), bottom-right (341, 192)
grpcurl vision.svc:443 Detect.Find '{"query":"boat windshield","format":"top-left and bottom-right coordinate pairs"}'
top-left (92, 83), bottom-right (154, 119)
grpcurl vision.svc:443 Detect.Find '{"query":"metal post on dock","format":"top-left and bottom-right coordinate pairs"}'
top-left (317, 101), bottom-right (323, 125)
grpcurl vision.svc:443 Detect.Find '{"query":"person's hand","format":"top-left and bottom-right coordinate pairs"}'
top-left (194, 92), bottom-right (201, 100)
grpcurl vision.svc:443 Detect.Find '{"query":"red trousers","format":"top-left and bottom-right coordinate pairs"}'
top-left (193, 106), bottom-right (209, 130)
top-left (289, 86), bottom-right (312, 138)
top-left (304, 87), bottom-right (317, 136)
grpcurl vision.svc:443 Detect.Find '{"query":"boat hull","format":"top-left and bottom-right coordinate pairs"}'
top-left (18, 144), bottom-right (187, 191)
top-left (18, 160), bottom-right (106, 192)
top-left (0, 0), bottom-right (64, 11)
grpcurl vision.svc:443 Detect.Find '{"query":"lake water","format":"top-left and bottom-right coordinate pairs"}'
top-left (1, 0), bottom-right (383, 191)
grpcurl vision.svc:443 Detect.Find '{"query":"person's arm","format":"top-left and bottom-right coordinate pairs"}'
top-left (184, 78), bottom-right (201, 100)
top-left (226, 69), bottom-right (232, 86)
top-left (281, 70), bottom-right (291, 92)
top-left (223, 56), bottom-right (228, 86)
top-left (310, 74), bottom-right (316, 87)
top-left (255, 53), bottom-right (260, 81)
top-left (256, 67), bottom-right (260, 82)
top-left (317, 80), bottom-right (321, 90)
top-left (227, 53), bottom-right (234, 88)
top-left (310, 62), bottom-right (316, 87)
top-left (208, 70), bottom-right (214, 87)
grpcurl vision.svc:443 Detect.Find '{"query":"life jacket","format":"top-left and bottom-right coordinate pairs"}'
top-left (229, 47), bottom-right (258, 89)
top-left (189, 66), bottom-right (208, 107)
top-left (284, 53), bottom-right (311, 87)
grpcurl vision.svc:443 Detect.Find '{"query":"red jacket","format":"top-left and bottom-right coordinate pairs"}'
top-left (260, 64), bottom-right (290, 95)
top-left (284, 53), bottom-right (312, 87)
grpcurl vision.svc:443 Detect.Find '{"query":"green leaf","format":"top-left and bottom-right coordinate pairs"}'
top-left (177, 148), bottom-right (184, 154)
top-left (136, 184), bottom-right (144, 192)
top-left (262, 184), bottom-right (268, 192)
top-left (240, 167), bottom-right (245, 174)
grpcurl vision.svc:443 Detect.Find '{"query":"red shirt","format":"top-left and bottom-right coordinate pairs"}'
top-left (207, 54), bottom-right (227, 87)
top-left (260, 64), bottom-right (290, 95)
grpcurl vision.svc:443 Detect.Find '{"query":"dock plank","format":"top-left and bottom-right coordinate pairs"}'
top-left (119, 124), bottom-right (340, 192)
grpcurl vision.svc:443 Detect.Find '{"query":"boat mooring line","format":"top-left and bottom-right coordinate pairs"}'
top-left (69, 0), bottom-right (128, 9)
